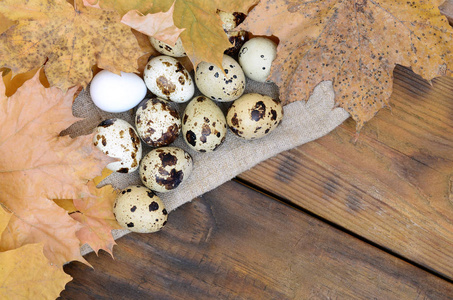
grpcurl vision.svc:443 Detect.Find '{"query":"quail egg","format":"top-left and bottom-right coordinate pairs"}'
top-left (135, 98), bottom-right (181, 147)
top-left (226, 93), bottom-right (284, 140)
top-left (238, 37), bottom-right (277, 83)
top-left (217, 10), bottom-right (248, 57)
top-left (149, 36), bottom-right (186, 57)
top-left (182, 96), bottom-right (227, 152)
top-left (113, 185), bottom-right (168, 233)
top-left (140, 147), bottom-right (193, 193)
top-left (144, 55), bottom-right (194, 103)
top-left (93, 118), bottom-right (142, 173)
top-left (195, 54), bottom-right (245, 102)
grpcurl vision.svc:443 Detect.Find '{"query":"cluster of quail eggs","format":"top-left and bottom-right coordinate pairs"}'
top-left (89, 12), bottom-right (283, 234)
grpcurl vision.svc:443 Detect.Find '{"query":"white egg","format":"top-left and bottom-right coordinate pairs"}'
top-left (93, 118), bottom-right (142, 173)
top-left (90, 70), bottom-right (147, 113)
top-left (238, 37), bottom-right (277, 83)
top-left (143, 56), bottom-right (194, 103)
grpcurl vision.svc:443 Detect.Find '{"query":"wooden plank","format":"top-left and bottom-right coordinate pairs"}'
top-left (60, 181), bottom-right (453, 299)
top-left (238, 65), bottom-right (453, 279)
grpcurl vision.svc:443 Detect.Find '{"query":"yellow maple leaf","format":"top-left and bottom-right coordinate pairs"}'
top-left (83, 0), bottom-right (258, 69)
top-left (0, 208), bottom-right (72, 300)
top-left (0, 0), bottom-right (143, 90)
top-left (0, 13), bottom-right (14, 35)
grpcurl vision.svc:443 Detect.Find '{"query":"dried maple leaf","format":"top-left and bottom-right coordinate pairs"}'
top-left (0, 0), bottom-right (143, 90)
top-left (70, 179), bottom-right (121, 256)
top-left (83, 0), bottom-right (154, 15)
top-left (0, 208), bottom-right (72, 299)
top-left (1, 67), bottom-right (49, 97)
top-left (83, 0), bottom-right (258, 69)
top-left (240, 0), bottom-right (453, 129)
top-left (0, 13), bottom-right (14, 35)
top-left (121, 1), bottom-right (185, 46)
top-left (0, 72), bottom-right (112, 266)
top-left (132, 29), bottom-right (160, 75)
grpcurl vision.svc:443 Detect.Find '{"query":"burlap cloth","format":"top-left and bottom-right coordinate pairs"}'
top-left (66, 77), bottom-right (349, 256)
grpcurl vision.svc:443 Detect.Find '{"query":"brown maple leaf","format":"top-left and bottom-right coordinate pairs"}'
top-left (240, 0), bottom-right (453, 129)
top-left (71, 180), bottom-right (121, 256)
top-left (132, 30), bottom-right (160, 75)
top-left (0, 208), bottom-right (72, 299)
top-left (0, 72), bottom-right (112, 266)
top-left (0, 0), bottom-right (143, 90)
top-left (83, 0), bottom-right (258, 69)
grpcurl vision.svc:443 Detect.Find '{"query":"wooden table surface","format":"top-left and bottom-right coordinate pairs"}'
top-left (59, 5), bottom-right (453, 299)
top-left (58, 64), bottom-right (453, 299)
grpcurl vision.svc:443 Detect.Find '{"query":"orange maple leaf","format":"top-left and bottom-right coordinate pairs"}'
top-left (240, 0), bottom-right (453, 129)
top-left (0, 0), bottom-right (143, 90)
top-left (0, 72), bottom-right (112, 266)
top-left (122, 1), bottom-right (185, 46)
top-left (71, 180), bottom-right (121, 256)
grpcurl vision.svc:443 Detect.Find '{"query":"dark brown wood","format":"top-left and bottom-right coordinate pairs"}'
top-left (239, 65), bottom-right (453, 279)
top-left (60, 181), bottom-right (453, 299)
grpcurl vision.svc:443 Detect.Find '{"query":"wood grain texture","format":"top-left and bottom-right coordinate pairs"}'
top-left (60, 181), bottom-right (453, 299)
top-left (239, 65), bottom-right (453, 280)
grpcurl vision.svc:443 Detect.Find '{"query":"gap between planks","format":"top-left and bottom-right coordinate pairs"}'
top-left (232, 176), bottom-right (453, 286)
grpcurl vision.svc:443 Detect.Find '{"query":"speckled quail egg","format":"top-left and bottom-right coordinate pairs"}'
top-left (135, 98), bottom-right (181, 147)
top-left (93, 119), bottom-right (142, 173)
top-left (182, 96), bottom-right (227, 152)
top-left (238, 37), bottom-right (277, 83)
top-left (140, 147), bottom-right (193, 193)
top-left (226, 93), bottom-right (284, 140)
top-left (113, 185), bottom-right (168, 233)
top-left (195, 54), bottom-right (245, 102)
top-left (90, 70), bottom-right (147, 113)
top-left (144, 55), bottom-right (194, 103)
top-left (149, 36), bottom-right (186, 57)
top-left (217, 10), bottom-right (248, 57)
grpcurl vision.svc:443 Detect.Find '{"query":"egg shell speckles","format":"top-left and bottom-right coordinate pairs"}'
top-left (93, 119), bottom-right (142, 173)
top-left (135, 98), bottom-right (181, 147)
top-left (238, 37), bottom-right (277, 83)
top-left (113, 185), bottom-right (168, 233)
top-left (218, 11), bottom-right (248, 57)
top-left (144, 56), bottom-right (194, 103)
top-left (149, 37), bottom-right (186, 57)
top-left (195, 55), bottom-right (245, 102)
top-left (182, 96), bottom-right (227, 152)
top-left (140, 147), bottom-right (193, 193)
top-left (226, 93), bottom-right (284, 140)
